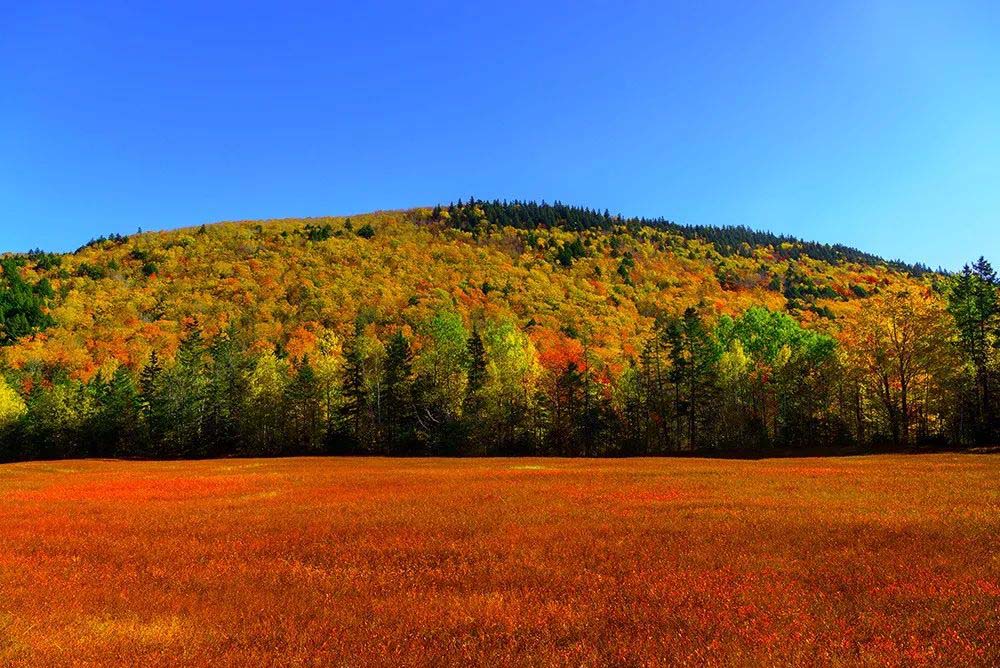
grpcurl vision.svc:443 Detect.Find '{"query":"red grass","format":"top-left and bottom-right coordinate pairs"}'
top-left (1, 455), bottom-right (997, 666)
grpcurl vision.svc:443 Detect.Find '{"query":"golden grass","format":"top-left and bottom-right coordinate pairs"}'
top-left (0, 455), bottom-right (997, 667)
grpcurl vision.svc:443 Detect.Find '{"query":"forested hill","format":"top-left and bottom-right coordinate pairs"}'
top-left (0, 201), bottom-right (996, 461)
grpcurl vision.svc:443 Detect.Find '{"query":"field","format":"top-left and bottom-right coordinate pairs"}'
top-left (0, 456), bottom-right (997, 667)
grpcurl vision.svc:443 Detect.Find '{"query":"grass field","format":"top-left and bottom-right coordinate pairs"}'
top-left (0, 455), bottom-right (997, 667)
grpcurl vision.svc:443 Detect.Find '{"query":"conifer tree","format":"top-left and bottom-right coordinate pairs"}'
top-left (383, 330), bottom-right (415, 454)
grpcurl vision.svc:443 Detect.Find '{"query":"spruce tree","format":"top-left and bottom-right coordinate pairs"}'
top-left (337, 336), bottom-right (369, 452)
top-left (384, 330), bottom-right (414, 454)
top-left (286, 356), bottom-right (323, 453)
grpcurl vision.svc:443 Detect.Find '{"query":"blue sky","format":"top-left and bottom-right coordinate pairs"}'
top-left (2, 1), bottom-right (998, 269)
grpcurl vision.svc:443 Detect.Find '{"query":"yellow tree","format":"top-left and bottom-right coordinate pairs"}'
top-left (840, 288), bottom-right (958, 446)
top-left (0, 376), bottom-right (26, 432)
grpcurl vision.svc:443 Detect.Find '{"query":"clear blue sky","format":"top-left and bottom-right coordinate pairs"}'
top-left (3, 1), bottom-right (998, 269)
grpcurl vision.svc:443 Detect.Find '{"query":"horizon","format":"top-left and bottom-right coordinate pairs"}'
top-left (4, 2), bottom-right (999, 270)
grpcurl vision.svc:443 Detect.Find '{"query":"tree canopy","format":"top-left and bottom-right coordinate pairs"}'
top-left (0, 203), bottom-right (993, 460)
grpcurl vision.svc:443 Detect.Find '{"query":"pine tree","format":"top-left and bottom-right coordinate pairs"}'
top-left (159, 321), bottom-right (209, 457)
top-left (552, 362), bottom-right (585, 456)
top-left (462, 329), bottom-right (488, 453)
top-left (383, 330), bottom-right (414, 454)
top-left (93, 365), bottom-right (141, 456)
top-left (948, 257), bottom-right (999, 442)
top-left (204, 329), bottom-right (249, 456)
top-left (139, 351), bottom-right (164, 454)
top-left (338, 335), bottom-right (369, 452)
top-left (667, 308), bottom-right (720, 451)
top-left (285, 356), bottom-right (323, 453)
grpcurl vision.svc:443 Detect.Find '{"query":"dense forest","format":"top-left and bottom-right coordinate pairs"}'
top-left (0, 200), bottom-right (996, 460)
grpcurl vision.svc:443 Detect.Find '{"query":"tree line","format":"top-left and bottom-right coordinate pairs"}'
top-left (434, 199), bottom-right (934, 276)
top-left (0, 255), bottom-right (995, 461)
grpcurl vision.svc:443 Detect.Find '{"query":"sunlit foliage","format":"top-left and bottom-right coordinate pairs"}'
top-left (0, 201), bottom-right (996, 459)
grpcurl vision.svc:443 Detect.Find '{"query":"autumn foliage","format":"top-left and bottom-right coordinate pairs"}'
top-left (0, 200), bottom-right (996, 459)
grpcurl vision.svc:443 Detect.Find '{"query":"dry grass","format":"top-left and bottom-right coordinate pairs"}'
top-left (0, 455), bottom-right (997, 667)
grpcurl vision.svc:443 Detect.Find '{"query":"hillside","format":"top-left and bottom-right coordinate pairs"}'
top-left (0, 200), bottom-right (995, 459)
top-left (2, 202), bottom-right (935, 376)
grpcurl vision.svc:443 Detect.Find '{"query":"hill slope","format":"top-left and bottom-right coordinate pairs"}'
top-left (0, 200), bottom-right (994, 459)
top-left (4, 203), bottom-right (933, 376)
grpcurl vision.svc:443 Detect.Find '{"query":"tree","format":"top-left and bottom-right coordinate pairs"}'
top-left (412, 310), bottom-right (469, 454)
top-left (666, 307), bottom-right (720, 451)
top-left (156, 322), bottom-right (209, 456)
top-left (479, 320), bottom-right (541, 454)
top-left (0, 375), bottom-right (26, 459)
top-left (22, 380), bottom-right (93, 459)
top-left (91, 365), bottom-right (141, 456)
top-left (203, 329), bottom-right (250, 456)
top-left (383, 330), bottom-right (415, 454)
top-left (636, 316), bottom-right (676, 454)
top-left (841, 289), bottom-right (959, 447)
top-left (0, 259), bottom-right (54, 345)
top-left (549, 361), bottom-right (585, 455)
top-left (139, 350), bottom-right (164, 453)
top-left (948, 257), bottom-right (999, 442)
top-left (246, 351), bottom-right (289, 455)
top-left (612, 360), bottom-right (647, 455)
top-left (285, 356), bottom-right (324, 453)
top-left (715, 306), bottom-right (837, 447)
top-left (462, 328), bottom-right (492, 454)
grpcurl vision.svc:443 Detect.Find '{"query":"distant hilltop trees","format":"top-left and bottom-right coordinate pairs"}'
top-left (433, 198), bottom-right (934, 276)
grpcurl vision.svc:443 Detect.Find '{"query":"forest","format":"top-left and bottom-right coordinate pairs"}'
top-left (0, 200), bottom-right (996, 460)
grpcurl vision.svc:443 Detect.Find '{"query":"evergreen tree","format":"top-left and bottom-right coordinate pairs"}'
top-left (204, 329), bottom-right (250, 456)
top-left (383, 330), bottom-right (415, 454)
top-left (462, 329), bottom-right (488, 453)
top-left (158, 322), bottom-right (209, 457)
top-left (285, 356), bottom-right (324, 453)
top-left (139, 350), bottom-right (164, 454)
top-left (948, 257), bottom-right (999, 442)
top-left (337, 335), bottom-right (370, 452)
top-left (92, 365), bottom-right (141, 456)
top-left (0, 259), bottom-right (55, 345)
top-left (666, 308), bottom-right (720, 451)
top-left (550, 362), bottom-right (585, 456)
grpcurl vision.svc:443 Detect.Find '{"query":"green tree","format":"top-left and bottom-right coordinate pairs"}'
top-left (337, 332), bottom-right (378, 453)
top-left (22, 380), bottom-right (93, 459)
top-left (246, 351), bottom-right (289, 455)
top-left (156, 323), bottom-right (209, 456)
top-left (0, 259), bottom-right (54, 345)
top-left (666, 307), bottom-right (720, 451)
top-left (285, 356), bottom-right (324, 453)
top-left (384, 330), bottom-right (415, 454)
top-left (948, 257), bottom-right (999, 442)
top-left (91, 365), bottom-right (142, 456)
top-left (480, 320), bottom-right (540, 454)
top-left (715, 306), bottom-right (837, 447)
top-left (413, 310), bottom-right (469, 454)
top-left (204, 329), bottom-right (250, 456)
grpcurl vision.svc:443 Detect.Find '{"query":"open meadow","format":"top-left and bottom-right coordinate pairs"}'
top-left (0, 455), bottom-right (997, 667)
